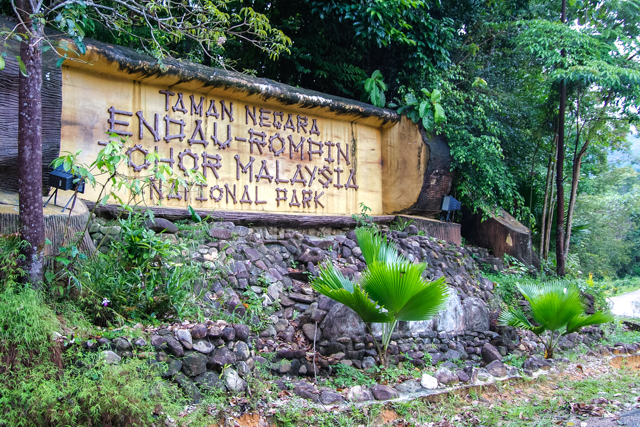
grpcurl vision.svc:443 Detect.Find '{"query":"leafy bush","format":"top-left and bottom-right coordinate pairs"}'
top-left (75, 212), bottom-right (204, 324)
top-left (602, 320), bottom-right (640, 345)
top-left (499, 281), bottom-right (613, 359)
top-left (330, 364), bottom-right (375, 389)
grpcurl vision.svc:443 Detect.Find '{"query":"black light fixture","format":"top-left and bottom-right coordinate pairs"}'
top-left (44, 165), bottom-right (85, 212)
top-left (441, 195), bottom-right (461, 222)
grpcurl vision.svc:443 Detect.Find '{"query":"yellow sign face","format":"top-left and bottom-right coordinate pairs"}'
top-left (61, 67), bottom-right (384, 215)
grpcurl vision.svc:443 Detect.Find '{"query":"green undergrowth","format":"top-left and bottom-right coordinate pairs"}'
top-left (48, 211), bottom-right (209, 325)
top-left (602, 319), bottom-right (640, 345)
top-left (1, 352), bottom-right (187, 427)
top-left (600, 276), bottom-right (640, 296)
top-left (0, 287), bottom-right (60, 357)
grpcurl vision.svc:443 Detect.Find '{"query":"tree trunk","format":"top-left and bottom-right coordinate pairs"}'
top-left (564, 142), bottom-right (589, 258)
top-left (539, 146), bottom-right (555, 258)
top-left (555, 0), bottom-right (568, 276)
top-left (16, 3), bottom-right (45, 284)
top-left (544, 178), bottom-right (555, 261)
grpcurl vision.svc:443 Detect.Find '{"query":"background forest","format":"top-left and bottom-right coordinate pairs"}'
top-left (2, 0), bottom-right (639, 280)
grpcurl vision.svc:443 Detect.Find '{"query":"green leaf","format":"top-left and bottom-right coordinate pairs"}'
top-left (45, 238), bottom-right (52, 245)
top-left (0, 56), bottom-right (4, 71)
top-left (313, 262), bottom-right (355, 294)
top-left (188, 205), bottom-right (202, 222)
top-left (471, 77), bottom-right (487, 88)
top-left (75, 40), bottom-right (86, 55)
top-left (434, 104), bottom-right (446, 124)
top-left (430, 89), bottom-right (442, 104)
top-left (56, 56), bottom-right (66, 68)
top-left (370, 87), bottom-right (386, 107)
top-left (55, 257), bottom-right (71, 266)
top-left (418, 100), bottom-right (430, 117)
top-left (356, 228), bottom-right (401, 266)
top-left (422, 113), bottom-right (434, 131)
top-left (16, 56), bottom-right (27, 76)
top-left (364, 79), bottom-right (375, 93)
top-left (565, 312), bottom-right (614, 334)
top-left (362, 260), bottom-right (428, 315)
top-left (404, 93), bottom-right (418, 105)
top-left (395, 276), bottom-right (449, 321)
top-left (312, 263), bottom-right (390, 323)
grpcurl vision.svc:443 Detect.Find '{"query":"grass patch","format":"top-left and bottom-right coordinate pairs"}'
top-left (602, 319), bottom-right (640, 345)
top-left (602, 277), bottom-right (640, 296)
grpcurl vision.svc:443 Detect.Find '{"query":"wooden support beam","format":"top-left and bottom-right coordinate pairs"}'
top-left (84, 201), bottom-right (396, 228)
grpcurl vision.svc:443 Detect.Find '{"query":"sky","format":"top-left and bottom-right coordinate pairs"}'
top-left (609, 133), bottom-right (640, 170)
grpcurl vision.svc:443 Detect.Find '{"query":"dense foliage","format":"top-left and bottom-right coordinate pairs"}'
top-left (3, 0), bottom-right (639, 277)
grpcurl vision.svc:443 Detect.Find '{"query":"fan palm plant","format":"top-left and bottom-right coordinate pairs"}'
top-left (498, 281), bottom-right (613, 359)
top-left (311, 228), bottom-right (449, 366)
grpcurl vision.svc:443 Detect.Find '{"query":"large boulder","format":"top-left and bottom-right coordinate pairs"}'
top-left (420, 373), bottom-right (438, 389)
top-left (435, 367), bottom-right (458, 385)
top-left (523, 355), bottom-right (552, 372)
top-left (485, 360), bottom-right (507, 377)
top-left (435, 293), bottom-right (465, 333)
top-left (182, 352), bottom-right (208, 377)
top-left (224, 368), bottom-right (246, 392)
top-left (462, 298), bottom-right (490, 332)
top-left (320, 304), bottom-right (366, 339)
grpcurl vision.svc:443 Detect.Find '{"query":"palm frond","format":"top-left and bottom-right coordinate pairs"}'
top-left (565, 311), bottom-right (614, 335)
top-left (361, 260), bottom-right (427, 315)
top-left (312, 262), bottom-right (354, 293)
top-left (498, 306), bottom-right (536, 330)
top-left (311, 262), bottom-right (390, 323)
top-left (395, 276), bottom-right (449, 321)
top-left (355, 227), bottom-right (402, 265)
top-left (320, 285), bottom-right (392, 323)
top-left (519, 281), bottom-right (583, 332)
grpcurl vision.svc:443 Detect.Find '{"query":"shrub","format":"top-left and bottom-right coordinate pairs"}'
top-left (499, 281), bottom-right (613, 359)
top-left (75, 212), bottom-right (204, 324)
top-left (0, 353), bottom-right (184, 426)
top-left (311, 227), bottom-right (449, 366)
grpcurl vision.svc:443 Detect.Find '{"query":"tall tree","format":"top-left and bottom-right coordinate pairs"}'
top-left (556, 0), bottom-right (567, 276)
top-left (2, 0), bottom-right (290, 283)
top-left (515, 0), bottom-right (640, 274)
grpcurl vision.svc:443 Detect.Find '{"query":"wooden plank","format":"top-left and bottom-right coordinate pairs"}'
top-left (84, 201), bottom-right (396, 227)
